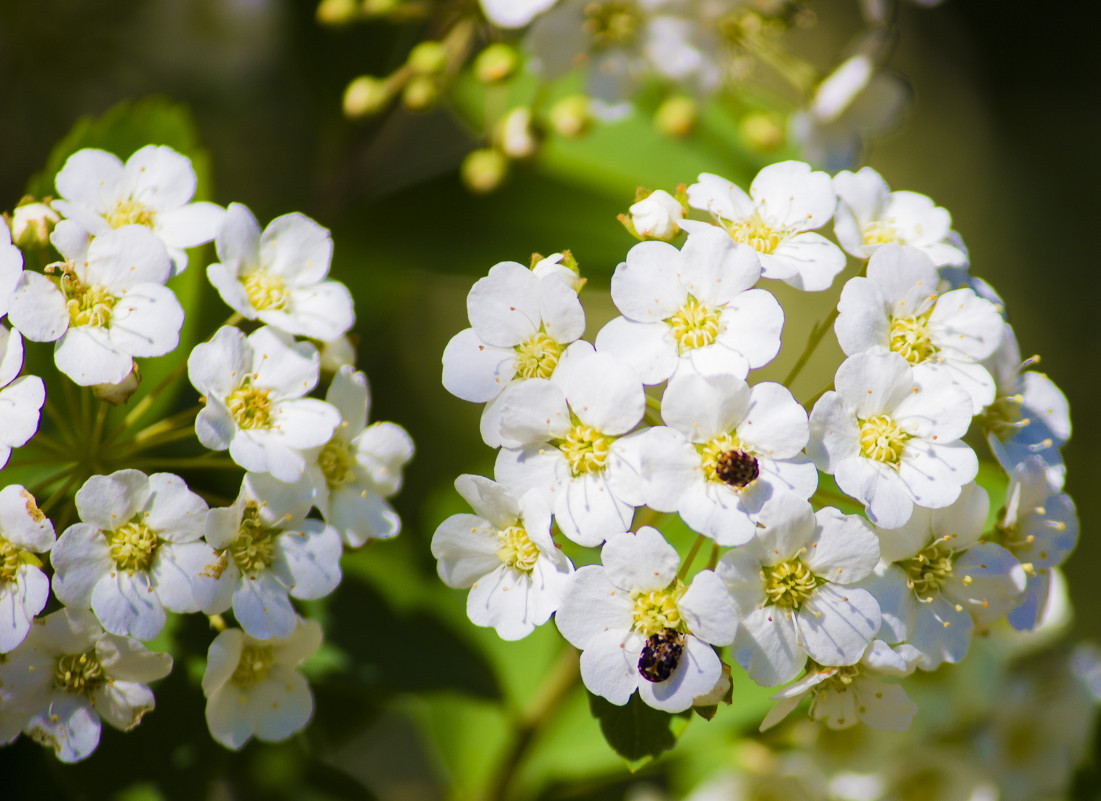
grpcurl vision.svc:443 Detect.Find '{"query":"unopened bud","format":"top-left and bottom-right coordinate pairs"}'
top-left (343, 75), bottom-right (392, 118)
top-left (10, 200), bottom-right (59, 250)
top-left (94, 362), bottom-right (141, 405)
top-left (474, 43), bottom-right (519, 83)
top-left (654, 95), bottom-right (698, 138)
top-left (316, 0), bottom-right (359, 25)
top-left (402, 75), bottom-right (440, 111)
top-left (461, 148), bottom-right (508, 194)
top-left (740, 111), bottom-right (785, 151)
top-left (549, 95), bottom-right (591, 138)
top-left (624, 189), bottom-right (685, 241)
top-left (532, 251), bottom-right (584, 293)
top-left (318, 335), bottom-right (357, 374)
top-left (408, 41), bottom-right (448, 75)
top-left (362, 0), bottom-right (400, 14)
top-left (495, 107), bottom-right (540, 159)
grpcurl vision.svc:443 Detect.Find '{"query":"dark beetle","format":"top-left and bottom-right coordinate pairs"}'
top-left (638, 628), bottom-right (685, 683)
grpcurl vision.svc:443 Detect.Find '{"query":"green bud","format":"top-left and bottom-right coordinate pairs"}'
top-left (408, 41), bottom-right (448, 75)
top-left (495, 107), bottom-right (540, 159)
top-left (654, 95), bottom-right (698, 138)
top-left (316, 0), bottom-right (359, 25)
top-left (362, 0), bottom-right (401, 15)
top-left (10, 199), bottom-right (59, 250)
top-left (549, 95), bottom-right (592, 138)
top-left (740, 111), bottom-right (785, 151)
top-left (461, 149), bottom-right (508, 194)
top-left (402, 75), bottom-right (440, 111)
top-left (343, 75), bottom-right (392, 118)
top-left (474, 43), bottom-right (519, 83)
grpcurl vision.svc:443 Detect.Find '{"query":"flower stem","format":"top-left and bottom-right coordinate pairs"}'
top-left (783, 306), bottom-right (839, 389)
top-left (677, 533), bottom-right (707, 581)
top-left (127, 456), bottom-right (239, 471)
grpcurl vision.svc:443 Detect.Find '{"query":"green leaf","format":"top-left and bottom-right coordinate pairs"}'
top-left (587, 692), bottom-right (691, 769)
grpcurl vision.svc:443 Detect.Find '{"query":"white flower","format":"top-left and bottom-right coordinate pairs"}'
top-left (51, 145), bottom-right (224, 275)
top-left (0, 219), bottom-right (26, 315)
top-left (867, 483), bottom-right (1026, 670)
top-left (683, 161), bottom-right (845, 292)
top-left (50, 470), bottom-right (214, 641)
top-left (833, 166), bottom-right (967, 267)
top-left (983, 322), bottom-right (1069, 486)
top-left (188, 325), bottom-right (342, 481)
top-left (808, 349), bottom-right (978, 528)
top-left (207, 203), bottom-right (354, 341)
top-left (201, 473), bottom-right (343, 640)
top-left (8, 222), bottom-right (183, 386)
top-left (555, 527), bottom-right (737, 712)
top-left (996, 458), bottom-right (1078, 631)
top-left (494, 341), bottom-right (646, 546)
top-left (285, 365), bottom-right (414, 547)
top-left (10, 201), bottom-right (60, 251)
top-left (442, 257), bottom-right (585, 447)
top-left (834, 244), bottom-right (1003, 411)
top-left (595, 227), bottom-right (782, 384)
top-left (480, 0), bottom-right (557, 28)
top-left (431, 475), bottom-right (573, 640)
top-left (717, 495), bottom-right (882, 687)
top-left (629, 189), bottom-right (685, 241)
top-left (202, 618), bottom-right (321, 750)
top-left (759, 640), bottom-right (921, 732)
top-left (0, 486), bottom-right (55, 653)
top-left (635, 369), bottom-right (817, 546)
top-left (0, 608), bottom-right (171, 762)
top-left (0, 325), bottom-right (45, 469)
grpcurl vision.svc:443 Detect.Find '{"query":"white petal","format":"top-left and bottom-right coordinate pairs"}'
top-left (797, 585), bottom-right (881, 667)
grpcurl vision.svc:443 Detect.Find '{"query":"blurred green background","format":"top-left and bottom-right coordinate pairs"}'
top-left (0, 0), bottom-right (1098, 798)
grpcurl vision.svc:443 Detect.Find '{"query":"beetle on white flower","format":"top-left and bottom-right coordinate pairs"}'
top-left (555, 526), bottom-right (737, 712)
top-left (188, 325), bottom-right (342, 482)
top-left (432, 474), bottom-right (573, 640)
top-left (202, 617), bottom-right (321, 750)
top-left (0, 608), bottom-right (172, 763)
top-left (51, 145), bottom-right (224, 275)
top-left (207, 203), bottom-right (355, 341)
top-left (595, 227), bottom-right (783, 384)
top-left (683, 161), bottom-right (845, 292)
top-left (50, 470), bottom-right (215, 641)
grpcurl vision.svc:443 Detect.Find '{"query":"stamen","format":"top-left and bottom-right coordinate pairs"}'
top-left (558, 424), bottom-right (613, 476)
top-left (514, 331), bottom-right (563, 379)
top-left (497, 526), bottom-right (540, 572)
top-left (667, 295), bottom-right (722, 353)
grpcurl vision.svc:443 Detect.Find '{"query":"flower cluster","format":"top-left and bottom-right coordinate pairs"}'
top-left (434, 160), bottom-right (1076, 735)
top-left (323, 0), bottom-right (936, 191)
top-left (0, 145), bottom-right (413, 761)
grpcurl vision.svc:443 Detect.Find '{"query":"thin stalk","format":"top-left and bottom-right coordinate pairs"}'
top-left (127, 457), bottom-right (239, 471)
top-left (803, 381), bottom-right (834, 410)
top-left (120, 361), bottom-right (190, 429)
top-left (24, 431), bottom-right (72, 457)
top-left (42, 398), bottom-right (79, 449)
top-left (116, 405), bottom-right (201, 451)
top-left (706, 542), bottom-right (721, 571)
top-left (90, 400), bottom-right (109, 452)
top-left (38, 469), bottom-right (82, 514)
top-left (116, 426), bottom-right (197, 458)
top-left (677, 534), bottom-right (707, 581)
top-left (79, 386), bottom-right (91, 439)
top-left (783, 307), bottom-right (839, 389)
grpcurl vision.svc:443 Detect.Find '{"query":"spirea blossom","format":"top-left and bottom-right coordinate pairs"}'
top-left (0, 485), bottom-right (55, 653)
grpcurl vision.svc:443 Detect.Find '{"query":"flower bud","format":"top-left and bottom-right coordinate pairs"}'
top-left (474, 43), bottom-right (519, 83)
top-left (10, 200), bottom-right (59, 250)
top-left (343, 75), bottom-right (392, 118)
top-left (362, 0), bottom-right (401, 14)
top-left (402, 75), bottom-right (440, 111)
top-left (549, 95), bottom-right (591, 138)
top-left (740, 111), bottom-right (785, 152)
top-left (495, 107), bottom-right (540, 160)
top-left (93, 362), bottom-right (141, 405)
top-left (316, 0), bottom-right (358, 25)
top-left (461, 149), bottom-right (508, 194)
top-left (318, 335), bottom-right (357, 374)
top-left (625, 189), bottom-right (685, 241)
top-left (654, 95), bottom-right (698, 138)
top-left (408, 41), bottom-right (448, 75)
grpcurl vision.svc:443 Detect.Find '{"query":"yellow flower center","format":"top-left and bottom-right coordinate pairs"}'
top-left (514, 331), bottom-right (563, 379)
top-left (763, 558), bottom-right (821, 610)
top-left (226, 380), bottom-right (273, 430)
top-left (496, 526), bottom-right (540, 572)
top-left (700, 433), bottom-right (759, 487)
top-left (862, 220), bottom-right (899, 246)
top-left (0, 537), bottom-right (21, 583)
top-left (231, 644), bottom-right (275, 687)
top-left (584, 2), bottom-right (639, 46)
top-left (724, 211), bottom-right (786, 254)
top-left (888, 308), bottom-right (938, 365)
top-left (558, 424), bottom-right (613, 476)
top-left (632, 581), bottom-right (685, 638)
top-left (54, 651), bottom-right (105, 694)
top-left (230, 502), bottom-right (278, 574)
top-left (900, 541), bottom-right (955, 599)
top-left (242, 270), bottom-right (291, 312)
top-left (60, 271), bottom-right (117, 328)
top-left (106, 197), bottom-right (156, 230)
top-left (667, 295), bottom-right (722, 353)
top-left (107, 518), bottom-right (160, 573)
top-left (318, 438), bottom-right (356, 489)
top-left (858, 414), bottom-right (910, 465)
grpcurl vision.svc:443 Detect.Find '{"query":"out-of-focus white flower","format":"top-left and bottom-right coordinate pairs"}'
top-left (556, 527), bottom-right (736, 712)
top-left (201, 473), bottom-right (343, 640)
top-left (718, 495), bottom-right (882, 686)
top-left (432, 475), bottom-right (573, 640)
top-left (834, 244), bottom-right (1003, 411)
top-left (808, 350), bottom-right (977, 528)
top-left (202, 618), bottom-right (321, 750)
top-left (0, 485), bottom-right (55, 653)
top-left (207, 203), bottom-right (354, 341)
top-left (9, 222), bottom-right (183, 386)
top-left (867, 483), bottom-right (1026, 670)
top-left (50, 470), bottom-right (213, 641)
top-left (0, 223), bottom-right (23, 320)
top-left (595, 228), bottom-right (782, 384)
top-left (635, 369), bottom-right (817, 546)
top-left (684, 162), bottom-right (845, 291)
top-left (0, 608), bottom-right (171, 762)
top-left (833, 167), bottom-right (967, 266)
top-left (480, 0), bottom-right (558, 28)
top-left (188, 325), bottom-right (341, 481)
top-left (0, 325), bottom-right (44, 469)
top-left (51, 146), bottom-right (224, 275)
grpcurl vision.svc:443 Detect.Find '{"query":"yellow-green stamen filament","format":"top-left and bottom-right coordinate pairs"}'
top-left (231, 644), bottom-right (275, 687)
top-left (106, 198), bottom-right (156, 230)
top-left (107, 518), bottom-right (159, 573)
top-left (497, 526), bottom-right (540, 572)
top-left (888, 308), bottom-right (937, 365)
top-left (318, 439), bottom-right (356, 489)
top-left (230, 502), bottom-right (278, 574)
top-left (668, 296), bottom-right (722, 352)
top-left (242, 270), bottom-right (291, 312)
top-left (632, 582), bottom-right (685, 638)
top-left (558, 424), bottom-right (614, 476)
top-left (61, 271), bottom-right (117, 328)
top-left (226, 381), bottom-right (273, 430)
top-left (54, 651), bottom-right (105, 694)
top-left (763, 558), bottom-right (821, 610)
top-left (723, 211), bottom-right (786, 254)
top-left (514, 332), bottom-right (563, 379)
top-left (901, 541), bottom-right (955, 599)
top-left (859, 414), bottom-right (910, 465)
top-left (862, 220), bottom-right (899, 246)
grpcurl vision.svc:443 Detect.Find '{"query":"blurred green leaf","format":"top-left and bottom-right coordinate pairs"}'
top-left (588, 693), bottom-right (691, 769)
